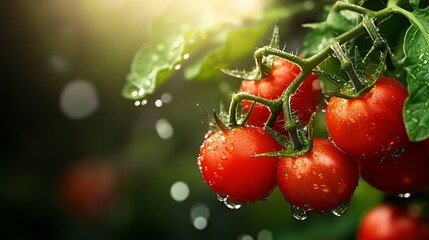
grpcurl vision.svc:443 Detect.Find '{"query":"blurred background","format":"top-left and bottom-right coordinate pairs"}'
top-left (1, 0), bottom-right (385, 239)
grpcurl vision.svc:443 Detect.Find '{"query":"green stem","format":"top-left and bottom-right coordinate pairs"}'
top-left (247, 3), bottom-right (396, 150)
top-left (228, 92), bottom-right (281, 127)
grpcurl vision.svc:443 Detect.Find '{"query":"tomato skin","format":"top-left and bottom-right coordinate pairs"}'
top-left (357, 204), bottom-right (429, 240)
top-left (197, 126), bottom-right (283, 203)
top-left (240, 57), bottom-right (320, 135)
top-left (325, 76), bottom-right (409, 160)
top-left (276, 138), bottom-right (359, 212)
top-left (359, 141), bottom-right (429, 194)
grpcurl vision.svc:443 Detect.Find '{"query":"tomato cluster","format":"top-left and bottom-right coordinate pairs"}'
top-left (196, 57), bottom-right (429, 219)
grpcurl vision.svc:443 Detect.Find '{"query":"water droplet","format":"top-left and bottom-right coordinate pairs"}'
top-left (291, 205), bottom-right (308, 220)
top-left (313, 183), bottom-right (319, 190)
top-left (204, 131), bottom-right (215, 139)
top-left (227, 143), bottom-right (234, 152)
top-left (134, 100), bottom-right (141, 107)
top-left (216, 193), bottom-right (241, 210)
top-left (141, 100), bottom-right (148, 106)
top-left (220, 136), bottom-right (227, 144)
top-left (317, 173), bottom-right (324, 179)
top-left (217, 163), bottom-right (224, 170)
top-left (138, 88), bottom-right (145, 96)
top-left (412, 117), bottom-right (419, 123)
top-left (331, 200), bottom-right (350, 217)
top-left (155, 99), bottom-right (163, 107)
top-left (216, 193), bottom-right (228, 202)
top-left (391, 148), bottom-right (405, 157)
top-left (183, 53), bottom-right (190, 60)
top-left (349, 118), bottom-right (355, 123)
top-left (220, 153), bottom-right (227, 160)
top-left (366, 134), bottom-right (373, 141)
top-left (224, 200), bottom-right (241, 210)
top-left (174, 64), bottom-right (181, 70)
top-left (296, 174), bottom-right (302, 179)
top-left (292, 164), bottom-right (298, 169)
top-left (398, 193), bottom-right (411, 198)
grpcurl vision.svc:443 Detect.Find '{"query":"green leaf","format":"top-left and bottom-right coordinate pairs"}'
top-left (123, 35), bottom-right (186, 100)
top-left (302, 5), bottom-right (361, 56)
top-left (403, 7), bottom-right (429, 141)
top-left (409, 0), bottom-right (420, 10)
top-left (185, 24), bottom-right (270, 81)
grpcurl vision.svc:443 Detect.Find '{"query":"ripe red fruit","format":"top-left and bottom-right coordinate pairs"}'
top-left (325, 76), bottom-right (409, 160)
top-left (357, 204), bottom-right (429, 240)
top-left (276, 138), bottom-right (359, 213)
top-left (197, 126), bottom-right (283, 204)
top-left (59, 159), bottom-right (117, 222)
top-left (240, 57), bottom-right (320, 135)
top-left (359, 141), bottom-right (429, 195)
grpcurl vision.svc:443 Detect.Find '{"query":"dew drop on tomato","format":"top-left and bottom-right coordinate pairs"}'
top-left (391, 148), bottom-right (405, 157)
top-left (291, 205), bottom-right (308, 220)
top-left (398, 193), bottom-right (411, 198)
top-left (331, 200), bottom-right (350, 217)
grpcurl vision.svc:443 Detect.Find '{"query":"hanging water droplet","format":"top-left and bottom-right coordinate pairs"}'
top-left (216, 193), bottom-right (228, 202)
top-left (216, 193), bottom-right (241, 210)
top-left (331, 200), bottom-right (350, 217)
top-left (224, 200), bottom-right (241, 210)
top-left (391, 148), bottom-right (405, 157)
top-left (291, 205), bottom-right (308, 220)
top-left (398, 193), bottom-right (411, 198)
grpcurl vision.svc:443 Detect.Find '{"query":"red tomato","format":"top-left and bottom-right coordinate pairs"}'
top-left (60, 159), bottom-right (117, 222)
top-left (357, 204), bottom-right (429, 240)
top-left (197, 126), bottom-right (283, 203)
top-left (276, 138), bottom-right (359, 212)
top-left (359, 141), bottom-right (429, 194)
top-left (240, 57), bottom-right (320, 135)
top-left (325, 76), bottom-right (409, 160)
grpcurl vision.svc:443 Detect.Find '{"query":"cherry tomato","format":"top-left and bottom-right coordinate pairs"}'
top-left (197, 126), bottom-right (283, 203)
top-left (59, 159), bottom-right (117, 222)
top-left (357, 204), bottom-right (429, 240)
top-left (240, 57), bottom-right (320, 135)
top-left (359, 141), bottom-right (429, 195)
top-left (276, 138), bottom-right (359, 212)
top-left (325, 76), bottom-right (409, 160)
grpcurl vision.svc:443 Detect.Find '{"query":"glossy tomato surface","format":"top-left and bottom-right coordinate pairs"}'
top-left (197, 126), bottom-right (283, 203)
top-left (325, 76), bottom-right (409, 160)
top-left (359, 141), bottom-right (429, 194)
top-left (357, 204), bottom-right (429, 240)
top-left (240, 57), bottom-right (320, 135)
top-left (276, 138), bottom-right (359, 212)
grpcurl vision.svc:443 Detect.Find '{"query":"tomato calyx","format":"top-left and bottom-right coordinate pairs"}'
top-left (255, 113), bottom-right (315, 158)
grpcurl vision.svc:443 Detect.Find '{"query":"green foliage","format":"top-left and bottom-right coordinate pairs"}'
top-left (302, 5), bottom-right (361, 56)
top-left (122, 1), bottom-right (316, 100)
top-left (402, 7), bottom-right (429, 141)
